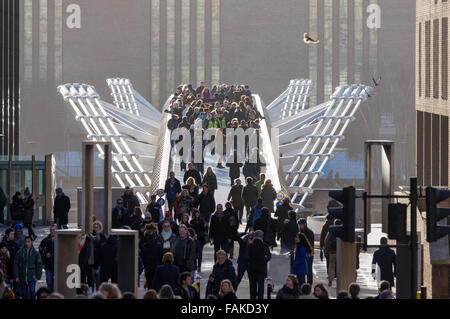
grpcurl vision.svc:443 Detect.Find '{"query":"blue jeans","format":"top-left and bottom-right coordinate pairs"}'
top-left (45, 270), bottom-right (54, 293)
top-left (17, 280), bottom-right (36, 299)
top-left (307, 256), bottom-right (314, 285)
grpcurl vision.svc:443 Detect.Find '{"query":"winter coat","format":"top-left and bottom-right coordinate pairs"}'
top-left (202, 173), bottom-right (218, 191)
top-left (112, 206), bottom-right (129, 229)
top-left (224, 208), bottom-right (239, 237)
top-left (22, 196), bottom-right (34, 225)
top-left (98, 236), bottom-right (118, 280)
top-left (226, 162), bottom-right (243, 180)
top-left (122, 192), bottom-right (140, 216)
top-left (170, 237), bottom-right (196, 272)
top-left (301, 227), bottom-right (315, 257)
top-left (183, 169), bottom-right (202, 186)
top-left (53, 193), bottom-right (71, 225)
top-left (254, 215), bottom-right (277, 247)
top-left (324, 231), bottom-right (337, 255)
top-left (248, 238), bottom-right (271, 275)
top-left (165, 178), bottom-right (182, 203)
top-left (275, 204), bottom-right (292, 224)
top-left (174, 195), bottom-right (194, 218)
top-left (210, 259), bottom-right (237, 296)
top-left (260, 185), bottom-right (277, 213)
top-left (255, 179), bottom-right (265, 197)
top-left (182, 184), bottom-right (199, 201)
top-left (320, 220), bottom-right (333, 250)
top-left (79, 235), bottom-right (94, 268)
top-left (243, 162), bottom-right (258, 180)
top-left (146, 202), bottom-right (162, 223)
top-left (92, 232), bottom-right (107, 268)
top-left (292, 245), bottom-right (308, 276)
top-left (191, 217), bottom-right (207, 244)
top-left (174, 285), bottom-right (200, 299)
top-left (10, 195), bottom-right (24, 221)
top-left (276, 285), bottom-right (301, 299)
top-left (281, 219), bottom-right (299, 251)
top-left (0, 251), bottom-right (11, 282)
top-left (141, 237), bottom-right (163, 270)
top-left (242, 183), bottom-right (259, 207)
top-left (236, 234), bottom-right (250, 264)
top-left (209, 212), bottom-right (231, 244)
top-left (372, 246), bottom-right (396, 287)
top-left (3, 239), bottom-right (19, 262)
top-left (13, 246), bottom-right (43, 283)
top-left (151, 263), bottom-right (180, 291)
top-left (38, 235), bottom-right (55, 271)
top-left (227, 184), bottom-right (244, 207)
top-left (195, 191), bottom-right (216, 220)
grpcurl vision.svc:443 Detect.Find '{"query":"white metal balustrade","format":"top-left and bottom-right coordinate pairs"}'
top-left (269, 82), bottom-right (372, 211)
top-left (58, 81), bottom-right (162, 205)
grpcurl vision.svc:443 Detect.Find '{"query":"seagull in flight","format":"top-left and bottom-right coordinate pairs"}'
top-left (303, 33), bottom-right (319, 44)
top-left (372, 76), bottom-right (381, 87)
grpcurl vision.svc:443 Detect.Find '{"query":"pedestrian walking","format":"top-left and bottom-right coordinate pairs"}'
top-left (298, 218), bottom-right (315, 285)
top-left (260, 179), bottom-right (277, 214)
top-left (13, 236), bottom-right (42, 299)
top-left (151, 252), bottom-right (180, 292)
top-left (170, 225), bottom-right (196, 273)
top-left (194, 184), bottom-right (216, 223)
top-left (191, 209), bottom-right (207, 272)
top-left (22, 188), bottom-right (36, 241)
top-left (202, 167), bottom-right (218, 197)
top-left (141, 228), bottom-right (163, 289)
top-left (324, 220), bottom-right (340, 287)
top-left (247, 230), bottom-right (271, 299)
top-left (227, 179), bottom-right (244, 224)
top-left (173, 272), bottom-right (199, 299)
top-left (38, 225), bottom-right (56, 292)
top-left (236, 231), bottom-right (252, 288)
top-left (372, 237), bottom-right (396, 287)
top-left (112, 198), bottom-right (129, 229)
top-left (206, 250), bottom-right (237, 298)
top-left (209, 204), bottom-right (231, 257)
top-left (164, 171), bottom-right (182, 213)
top-left (183, 163), bottom-right (202, 186)
top-left (242, 177), bottom-right (259, 222)
top-left (292, 232), bottom-right (313, 287)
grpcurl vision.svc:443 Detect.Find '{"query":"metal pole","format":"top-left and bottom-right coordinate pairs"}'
top-left (410, 177), bottom-right (418, 299)
top-left (363, 192), bottom-right (368, 252)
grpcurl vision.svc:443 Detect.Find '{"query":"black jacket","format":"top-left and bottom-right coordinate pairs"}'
top-left (195, 191), bottom-right (216, 219)
top-left (191, 217), bottom-right (207, 244)
top-left (209, 259), bottom-right (237, 296)
top-left (254, 215), bottom-right (277, 247)
top-left (202, 173), bottom-right (218, 190)
top-left (227, 184), bottom-right (244, 207)
top-left (209, 212), bottom-right (231, 244)
top-left (98, 236), bottom-right (118, 279)
top-left (53, 193), bottom-right (71, 225)
top-left (372, 246), bottom-right (396, 287)
top-left (301, 227), bottom-right (315, 256)
top-left (226, 162), bottom-right (243, 180)
top-left (183, 169), bottom-right (202, 186)
top-left (248, 238), bottom-right (271, 275)
top-left (22, 196), bottom-right (34, 225)
top-left (174, 285), bottom-right (200, 299)
top-left (236, 233), bottom-right (250, 264)
top-left (170, 237), bottom-right (196, 272)
top-left (281, 219), bottom-right (299, 251)
top-left (112, 206), bottom-right (129, 229)
top-left (38, 234), bottom-right (55, 271)
top-left (141, 237), bottom-right (163, 270)
top-left (242, 184), bottom-right (259, 207)
top-left (122, 192), bottom-right (140, 216)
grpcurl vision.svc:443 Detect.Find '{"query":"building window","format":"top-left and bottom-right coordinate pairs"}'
top-left (433, 19), bottom-right (439, 99)
top-left (442, 18), bottom-right (448, 100)
top-left (425, 20), bottom-right (431, 98)
top-left (419, 22), bottom-right (422, 97)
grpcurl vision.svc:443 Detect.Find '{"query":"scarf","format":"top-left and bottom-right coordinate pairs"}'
top-left (161, 229), bottom-right (173, 249)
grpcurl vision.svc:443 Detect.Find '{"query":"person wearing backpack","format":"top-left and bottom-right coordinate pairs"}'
top-left (245, 198), bottom-right (263, 232)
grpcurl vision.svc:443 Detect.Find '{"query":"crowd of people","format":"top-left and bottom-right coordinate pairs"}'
top-left (0, 83), bottom-right (397, 300)
top-left (166, 82), bottom-right (266, 185)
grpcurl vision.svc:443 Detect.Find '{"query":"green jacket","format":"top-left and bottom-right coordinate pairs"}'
top-left (14, 246), bottom-right (43, 283)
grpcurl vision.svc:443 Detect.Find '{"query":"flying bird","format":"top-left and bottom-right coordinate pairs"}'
top-left (372, 76), bottom-right (381, 87)
top-left (303, 33), bottom-right (319, 44)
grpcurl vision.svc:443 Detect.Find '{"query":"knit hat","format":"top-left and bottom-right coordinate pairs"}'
top-left (145, 212), bottom-right (152, 219)
top-left (14, 224), bottom-right (23, 231)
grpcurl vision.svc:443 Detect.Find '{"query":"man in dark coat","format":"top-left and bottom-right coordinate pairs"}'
top-left (242, 177), bottom-right (259, 221)
top-left (22, 188), bottom-right (36, 241)
top-left (38, 225), bottom-right (56, 292)
top-left (253, 207), bottom-right (277, 248)
top-left (372, 237), bottom-right (396, 287)
top-left (122, 187), bottom-right (140, 218)
top-left (112, 198), bottom-right (128, 229)
top-left (194, 185), bottom-right (216, 223)
top-left (207, 250), bottom-right (237, 297)
top-left (183, 163), bottom-right (202, 186)
top-left (146, 195), bottom-right (162, 224)
top-left (98, 235), bottom-right (118, 284)
top-left (280, 211), bottom-right (299, 253)
top-left (299, 218), bottom-right (315, 285)
top-left (275, 198), bottom-right (293, 244)
top-left (13, 236), bottom-right (42, 299)
top-left (141, 229), bottom-right (163, 288)
top-left (53, 187), bottom-right (71, 229)
top-left (209, 204), bottom-right (231, 257)
top-left (247, 230), bottom-right (271, 299)
top-left (170, 225), bottom-right (196, 273)
top-left (164, 171), bottom-right (182, 213)
top-left (320, 201), bottom-right (337, 272)
top-left (0, 187), bottom-right (6, 225)
top-left (236, 232), bottom-right (251, 287)
top-left (174, 272), bottom-right (200, 299)
top-left (227, 179), bottom-right (244, 224)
